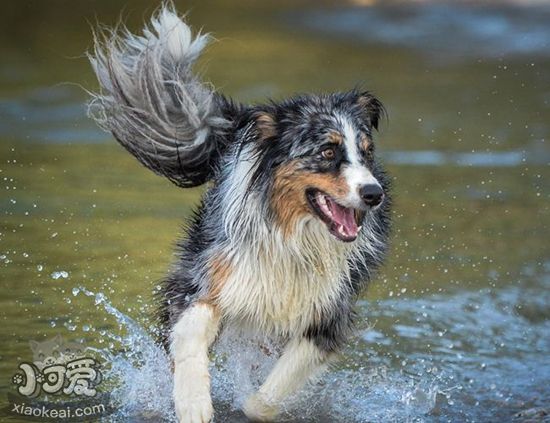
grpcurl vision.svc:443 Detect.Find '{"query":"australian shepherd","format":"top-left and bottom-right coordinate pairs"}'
top-left (88, 5), bottom-right (391, 422)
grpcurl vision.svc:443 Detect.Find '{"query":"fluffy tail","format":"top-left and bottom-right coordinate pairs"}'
top-left (88, 5), bottom-right (237, 187)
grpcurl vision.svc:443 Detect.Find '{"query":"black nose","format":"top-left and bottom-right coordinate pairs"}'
top-left (359, 184), bottom-right (384, 207)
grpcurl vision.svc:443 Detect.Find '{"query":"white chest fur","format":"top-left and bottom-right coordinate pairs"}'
top-left (214, 146), bottom-right (357, 336)
top-left (215, 220), bottom-right (352, 337)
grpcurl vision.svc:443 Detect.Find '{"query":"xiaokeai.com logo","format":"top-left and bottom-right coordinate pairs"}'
top-left (4, 335), bottom-right (113, 421)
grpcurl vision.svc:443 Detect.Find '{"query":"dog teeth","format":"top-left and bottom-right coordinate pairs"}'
top-left (358, 225), bottom-right (363, 231)
top-left (317, 194), bottom-right (332, 217)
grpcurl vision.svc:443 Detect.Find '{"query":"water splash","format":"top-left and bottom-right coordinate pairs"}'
top-left (67, 288), bottom-right (445, 423)
top-left (50, 270), bottom-right (69, 280)
top-left (66, 269), bottom-right (550, 422)
top-left (72, 287), bottom-right (174, 422)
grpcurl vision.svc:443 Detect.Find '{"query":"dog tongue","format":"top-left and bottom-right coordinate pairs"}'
top-left (327, 197), bottom-right (359, 238)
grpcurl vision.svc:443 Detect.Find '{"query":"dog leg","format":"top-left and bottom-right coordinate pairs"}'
top-left (243, 337), bottom-right (330, 422)
top-left (171, 302), bottom-right (220, 423)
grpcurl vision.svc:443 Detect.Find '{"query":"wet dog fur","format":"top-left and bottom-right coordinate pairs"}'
top-left (88, 5), bottom-right (391, 422)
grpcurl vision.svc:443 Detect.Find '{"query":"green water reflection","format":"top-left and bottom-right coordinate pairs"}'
top-left (1, 0), bottom-right (548, 421)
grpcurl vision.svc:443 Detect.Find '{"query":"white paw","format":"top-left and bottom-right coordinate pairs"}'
top-left (243, 392), bottom-right (278, 422)
top-left (174, 393), bottom-right (213, 423)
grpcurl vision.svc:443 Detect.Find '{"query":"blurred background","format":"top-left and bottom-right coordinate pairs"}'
top-left (1, 0), bottom-right (549, 422)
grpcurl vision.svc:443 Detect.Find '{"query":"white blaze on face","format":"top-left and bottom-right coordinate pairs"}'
top-left (338, 115), bottom-right (381, 207)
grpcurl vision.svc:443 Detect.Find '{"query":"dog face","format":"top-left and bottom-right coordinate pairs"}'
top-left (250, 91), bottom-right (386, 242)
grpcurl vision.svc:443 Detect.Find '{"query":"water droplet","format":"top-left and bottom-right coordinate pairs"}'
top-left (51, 270), bottom-right (69, 280)
top-left (94, 293), bottom-right (105, 306)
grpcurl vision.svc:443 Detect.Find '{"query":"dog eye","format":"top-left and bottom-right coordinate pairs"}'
top-left (321, 147), bottom-right (335, 160)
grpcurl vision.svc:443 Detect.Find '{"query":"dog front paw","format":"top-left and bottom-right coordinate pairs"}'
top-left (174, 393), bottom-right (213, 423)
top-left (243, 392), bottom-right (278, 422)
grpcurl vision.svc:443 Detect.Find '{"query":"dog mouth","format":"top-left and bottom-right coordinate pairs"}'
top-left (306, 189), bottom-right (365, 242)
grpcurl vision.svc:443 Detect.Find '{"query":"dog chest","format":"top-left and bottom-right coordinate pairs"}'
top-left (212, 244), bottom-right (349, 336)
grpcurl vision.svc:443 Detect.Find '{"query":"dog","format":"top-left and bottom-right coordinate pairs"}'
top-left (88, 5), bottom-right (391, 422)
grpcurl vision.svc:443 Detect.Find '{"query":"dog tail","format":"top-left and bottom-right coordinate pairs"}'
top-left (88, 5), bottom-right (237, 187)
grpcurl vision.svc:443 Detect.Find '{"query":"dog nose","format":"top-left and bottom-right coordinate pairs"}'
top-left (359, 184), bottom-right (384, 207)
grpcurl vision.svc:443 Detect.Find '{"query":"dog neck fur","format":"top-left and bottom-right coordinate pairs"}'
top-left (207, 136), bottom-right (366, 336)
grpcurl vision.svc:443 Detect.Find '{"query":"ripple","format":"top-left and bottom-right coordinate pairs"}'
top-left (291, 3), bottom-right (550, 60)
top-left (64, 265), bottom-right (550, 422)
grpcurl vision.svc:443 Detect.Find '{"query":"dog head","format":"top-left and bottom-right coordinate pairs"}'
top-left (245, 90), bottom-right (387, 242)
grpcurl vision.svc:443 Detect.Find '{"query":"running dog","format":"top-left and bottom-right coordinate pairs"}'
top-left (89, 5), bottom-right (391, 422)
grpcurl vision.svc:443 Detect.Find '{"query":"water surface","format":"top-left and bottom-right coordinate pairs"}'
top-left (0, 0), bottom-right (548, 421)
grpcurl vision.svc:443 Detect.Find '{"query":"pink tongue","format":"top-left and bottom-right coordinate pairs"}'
top-left (327, 198), bottom-right (358, 236)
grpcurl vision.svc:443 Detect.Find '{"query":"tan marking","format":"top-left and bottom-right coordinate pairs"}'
top-left (206, 255), bottom-right (233, 302)
top-left (360, 133), bottom-right (370, 152)
top-left (271, 161), bottom-right (350, 238)
top-left (357, 94), bottom-right (370, 109)
top-left (328, 131), bottom-right (343, 145)
top-left (357, 92), bottom-right (378, 110)
top-left (256, 113), bottom-right (276, 140)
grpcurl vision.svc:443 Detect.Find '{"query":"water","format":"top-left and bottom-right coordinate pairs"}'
top-left (292, 2), bottom-right (550, 60)
top-left (1, 0), bottom-right (549, 422)
top-left (2, 83), bottom-right (548, 167)
top-left (63, 261), bottom-right (550, 422)
top-left (0, 85), bottom-right (105, 144)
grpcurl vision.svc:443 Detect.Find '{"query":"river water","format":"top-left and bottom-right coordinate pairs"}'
top-left (1, 1), bottom-right (548, 422)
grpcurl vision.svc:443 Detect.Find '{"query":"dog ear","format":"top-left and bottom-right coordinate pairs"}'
top-left (254, 112), bottom-right (277, 141)
top-left (357, 91), bottom-right (385, 131)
